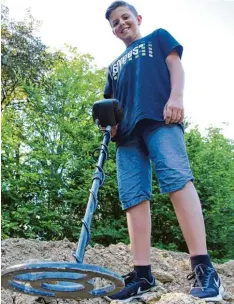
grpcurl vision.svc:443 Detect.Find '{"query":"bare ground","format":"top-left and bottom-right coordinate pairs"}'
top-left (1, 238), bottom-right (234, 304)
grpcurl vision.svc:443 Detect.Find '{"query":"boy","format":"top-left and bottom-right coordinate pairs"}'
top-left (103, 1), bottom-right (224, 303)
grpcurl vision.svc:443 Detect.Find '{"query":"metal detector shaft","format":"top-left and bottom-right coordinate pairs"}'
top-left (74, 126), bottom-right (112, 263)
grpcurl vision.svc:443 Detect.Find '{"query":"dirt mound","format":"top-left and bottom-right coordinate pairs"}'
top-left (1, 238), bottom-right (234, 304)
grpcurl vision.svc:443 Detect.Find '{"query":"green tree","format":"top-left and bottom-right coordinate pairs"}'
top-left (186, 126), bottom-right (234, 260)
top-left (1, 4), bottom-right (55, 111)
top-left (1, 46), bottom-right (110, 241)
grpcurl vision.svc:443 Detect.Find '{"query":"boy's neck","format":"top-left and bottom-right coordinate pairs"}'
top-left (124, 33), bottom-right (142, 47)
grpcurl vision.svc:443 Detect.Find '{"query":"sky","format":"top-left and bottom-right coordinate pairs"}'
top-left (3, 0), bottom-right (234, 140)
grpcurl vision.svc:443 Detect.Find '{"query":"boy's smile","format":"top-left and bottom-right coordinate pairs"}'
top-left (109, 6), bottom-right (142, 47)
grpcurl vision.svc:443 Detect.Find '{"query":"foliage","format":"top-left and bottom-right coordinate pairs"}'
top-left (186, 127), bottom-right (234, 259)
top-left (1, 4), bottom-right (56, 111)
top-left (1, 44), bottom-right (107, 242)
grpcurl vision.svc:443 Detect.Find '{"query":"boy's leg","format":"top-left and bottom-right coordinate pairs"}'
top-left (144, 123), bottom-right (207, 255)
top-left (144, 122), bottom-right (224, 301)
top-left (105, 138), bottom-right (156, 302)
top-left (116, 137), bottom-right (152, 267)
top-left (126, 200), bottom-right (151, 265)
top-left (169, 182), bottom-right (224, 301)
top-left (169, 181), bottom-right (207, 256)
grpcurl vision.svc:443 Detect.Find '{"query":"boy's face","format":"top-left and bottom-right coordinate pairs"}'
top-left (109, 6), bottom-right (142, 46)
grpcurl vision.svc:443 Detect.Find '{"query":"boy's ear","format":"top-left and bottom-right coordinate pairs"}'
top-left (137, 15), bottom-right (142, 25)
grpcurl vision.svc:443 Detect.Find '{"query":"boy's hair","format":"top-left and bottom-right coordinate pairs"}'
top-left (105, 1), bottom-right (138, 21)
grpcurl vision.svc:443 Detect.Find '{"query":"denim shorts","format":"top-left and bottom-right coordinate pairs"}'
top-left (116, 119), bottom-right (194, 210)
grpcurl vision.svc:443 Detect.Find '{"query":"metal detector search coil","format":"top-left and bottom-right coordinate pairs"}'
top-left (1, 262), bottom-right (124, 299)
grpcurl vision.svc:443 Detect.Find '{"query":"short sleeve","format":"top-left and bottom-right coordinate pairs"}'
top-left (104, 67), bottom-right (113, 99)
top-left (157, 28), bottom-right (183, 59)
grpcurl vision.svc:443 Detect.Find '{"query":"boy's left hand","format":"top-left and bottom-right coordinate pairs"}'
top-left (163, 97), bottom-right (184, 124)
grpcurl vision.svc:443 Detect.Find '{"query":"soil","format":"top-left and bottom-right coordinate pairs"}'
top-left (1, 238), bottom-right (234, 304)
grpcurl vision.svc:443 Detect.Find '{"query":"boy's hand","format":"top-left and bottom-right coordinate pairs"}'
top-left (100, 125), bottom-right (118, 138)
top-left (163, 97), bottom-right (184, 124)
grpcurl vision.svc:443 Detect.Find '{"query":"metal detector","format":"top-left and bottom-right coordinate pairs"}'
top-left (1, 99), bottom-right (124, 299)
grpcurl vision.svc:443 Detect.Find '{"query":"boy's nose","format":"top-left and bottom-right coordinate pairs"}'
top-left (119, 19), bottom-right (125, 26)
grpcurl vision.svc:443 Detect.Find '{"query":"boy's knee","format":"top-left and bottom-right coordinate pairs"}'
top-left (168, 180), bottom-right (193, 198)
top-left (126, 199), bottom-right (150, 212)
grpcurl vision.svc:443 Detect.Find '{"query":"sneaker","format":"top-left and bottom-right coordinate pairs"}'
top-left (105, 270), bottom-right (156, 303)
top-left (187, 264), bottom-right (224, 302)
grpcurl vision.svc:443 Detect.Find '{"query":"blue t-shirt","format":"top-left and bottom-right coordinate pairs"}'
top-left (104, 28), bottom-right (183, 143)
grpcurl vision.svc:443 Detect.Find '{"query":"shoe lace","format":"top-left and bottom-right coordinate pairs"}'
top-left (187, 264), bottom-right (212, 290)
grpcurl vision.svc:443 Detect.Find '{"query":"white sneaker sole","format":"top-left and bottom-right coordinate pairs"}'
top-left (104, 287), bottom-right (154, 303)
top-left (196, 285), bottom-right (225, 302)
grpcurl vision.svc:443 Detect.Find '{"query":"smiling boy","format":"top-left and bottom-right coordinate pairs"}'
top-left (103, 1), bottom-right (224, 303)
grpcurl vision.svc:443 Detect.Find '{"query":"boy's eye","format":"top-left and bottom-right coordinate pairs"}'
top-left (112, 14), bottom-right (129, 27)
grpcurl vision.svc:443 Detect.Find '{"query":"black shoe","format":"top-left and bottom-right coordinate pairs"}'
top-left (105, 270), bottom-right (156, 303)
top-left (187, 264), bottom-right (224, 302)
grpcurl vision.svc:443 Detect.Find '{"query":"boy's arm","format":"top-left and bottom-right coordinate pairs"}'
top-left (164, 51), bottom-right (185, 124)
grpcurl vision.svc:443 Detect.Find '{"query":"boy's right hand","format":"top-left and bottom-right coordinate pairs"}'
top-left (100, 125), bottom-right (118, 138)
